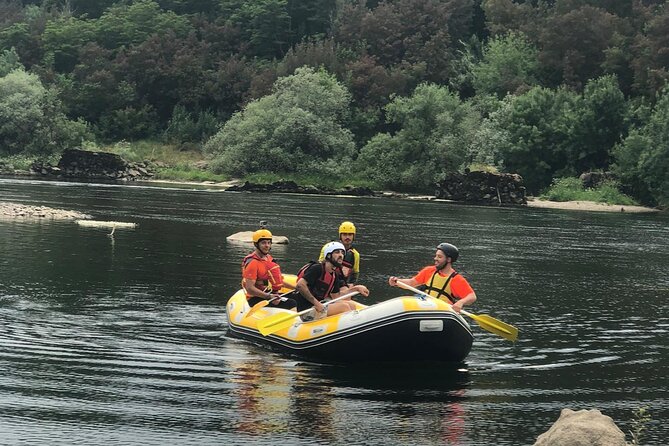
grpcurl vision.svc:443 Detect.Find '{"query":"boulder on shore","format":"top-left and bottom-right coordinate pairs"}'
top-left (534, 408), bottom-right (627, 446)
top-left (434, 170), bottom-right (527, 205)
top-left (31, 149), bottom-right (154, 181)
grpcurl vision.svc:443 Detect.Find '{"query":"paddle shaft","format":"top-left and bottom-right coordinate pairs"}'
top-left (394, 281), bottom-right (518, 341)
top-left (244, 290), bottom-right (294, 319)
top-left (257, 290), bottom-right (360, 336)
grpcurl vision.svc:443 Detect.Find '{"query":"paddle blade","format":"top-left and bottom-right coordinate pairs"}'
top-left (257, 312), bottom-right (299, 336)
top-left (466, 312), bottom-right (518, 342)
top-left (245, 300), bottom-right (270, 319)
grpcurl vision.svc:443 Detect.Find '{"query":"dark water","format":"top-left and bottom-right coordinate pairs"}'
top-left (1, 177), bottom-right (667, 445)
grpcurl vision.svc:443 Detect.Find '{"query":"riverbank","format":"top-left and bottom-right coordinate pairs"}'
top-left (1, 175), bottom-right (662, 215)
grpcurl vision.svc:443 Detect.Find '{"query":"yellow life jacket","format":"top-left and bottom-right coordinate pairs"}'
top-left (425, 270), bottom-right (459, 303)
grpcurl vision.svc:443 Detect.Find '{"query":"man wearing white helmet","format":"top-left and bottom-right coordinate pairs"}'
top-left (318, 221), bottom-right (360, 284)
top-left (295, 241), bottom-right (369, 317)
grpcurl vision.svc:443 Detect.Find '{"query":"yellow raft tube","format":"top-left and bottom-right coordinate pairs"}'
top-left (225, 275), bottom-right (473, 363)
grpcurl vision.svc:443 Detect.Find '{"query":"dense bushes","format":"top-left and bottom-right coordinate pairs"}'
top-left (204, 67), bottom-right (355, 177)
top-left (0, 0), bottom-right (667, 206)
top-left (0, 69), bottom-right (87, 155)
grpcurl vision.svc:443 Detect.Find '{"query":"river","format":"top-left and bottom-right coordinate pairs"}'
top-left (1, 177), bottom-right (667, 445)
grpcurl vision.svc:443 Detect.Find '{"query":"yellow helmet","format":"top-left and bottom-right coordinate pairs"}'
top-left (252, 229), bottom-right (273, 243)
top-left (338, 221), bottom-right (356, 235)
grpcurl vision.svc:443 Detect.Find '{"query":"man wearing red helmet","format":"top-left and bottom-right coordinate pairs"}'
top-left (388, 243), bottom-right (476, 313)
top-left (241, 229), bottom-right (296, 311)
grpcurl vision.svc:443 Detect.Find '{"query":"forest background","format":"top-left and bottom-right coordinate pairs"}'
top-left (0, 0), bottom-right (667, 207)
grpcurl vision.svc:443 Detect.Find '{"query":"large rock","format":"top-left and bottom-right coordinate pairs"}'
top-left (31, 149), bottom-right (154, 181)
top-left (434, 170), bottom-right (527, 205)
top-left (534, 409), bottom-right (627, 446)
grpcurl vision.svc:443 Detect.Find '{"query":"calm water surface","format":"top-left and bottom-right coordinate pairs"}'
top-left (1, 177), bottom-right (668, 445)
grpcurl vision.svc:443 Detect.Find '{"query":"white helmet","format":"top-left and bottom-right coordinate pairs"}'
top-left (323, 241), bottom-right (345, 258)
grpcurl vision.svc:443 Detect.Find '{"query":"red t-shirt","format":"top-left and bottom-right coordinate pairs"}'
top-left (413, 266), bottom-right (474, 299)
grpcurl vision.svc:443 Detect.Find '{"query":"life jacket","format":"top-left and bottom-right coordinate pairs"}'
top-left (296, 261), bottom-right (337, 301)
top-left (341, 248), bottom-right (360, 278)
top-left (241, 252), bottom-right (284, 296)
top-left (425, 270), bottom-right (460, 303)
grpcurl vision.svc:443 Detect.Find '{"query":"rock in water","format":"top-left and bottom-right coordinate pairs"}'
top-left (534, 408), bottom-right (626, 446)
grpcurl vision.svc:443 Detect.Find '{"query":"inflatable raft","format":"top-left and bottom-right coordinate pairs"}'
top-left (226, 278), bottom-right (473, 363)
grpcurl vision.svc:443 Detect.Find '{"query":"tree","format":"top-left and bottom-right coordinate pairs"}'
top-left (573, 75), bottom-right (628, 172)
top-left (491, 85), bottom-right (581, 193)
top-left (0, 47), bottom-right (22, 77)
top-left (357, 83), bottom-right (481, 191)
top-left (471, 31), bottom-right (539, 98)
top-left (538, 5), bottom-right (620, 89)
top-left (332, 0), bottom-right (459, 84)
top-left (614, 86), bottom-right (669, 206)
top-left (0, 69), bottom-right (88, 155)
top-left (204, 67), bottom-right (355, 176)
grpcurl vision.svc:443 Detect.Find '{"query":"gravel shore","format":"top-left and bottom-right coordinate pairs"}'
top-left (526, 197), bottom-right (659, 213)
top-left (0, 201), bottom-right (91, 220)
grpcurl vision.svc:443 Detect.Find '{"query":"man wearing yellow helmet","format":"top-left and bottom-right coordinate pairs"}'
top-left (319, 221), bottom-right (360, 284)
top-left (241, 229), bottom-right (296, 311)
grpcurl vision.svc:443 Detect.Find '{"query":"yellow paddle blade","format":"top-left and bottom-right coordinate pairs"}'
top-left (464, 311), bottom-right (518, 342)
top-left (244, 300), bottom-right (270, 319)
top-left (257, 311), bottom-right (300, 336)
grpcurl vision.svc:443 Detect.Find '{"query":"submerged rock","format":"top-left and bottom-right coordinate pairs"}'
top-left (534, 408), bottom-right (627, 446)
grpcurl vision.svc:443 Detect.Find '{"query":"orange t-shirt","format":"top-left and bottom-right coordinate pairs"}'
top-left (413, 266), bottom-right (474, 299)
top-left (243, 254), bottom-right (274, 282)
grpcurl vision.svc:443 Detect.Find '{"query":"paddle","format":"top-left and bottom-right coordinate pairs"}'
top-left (244, 291), bottom-right (294, 319)
top-left (395, 281), bottom-right (518, 342)
top-left (257, 291), bottom-right (360, 336)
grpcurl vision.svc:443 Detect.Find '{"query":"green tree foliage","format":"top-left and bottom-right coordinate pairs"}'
top-left (490, 85), bottom-right (579, 193)
top-left (538, 5), bottom-right (620, 89)
top-left (574, 75), bottom-right (627, 171)
top-left (471, 31), bottom-right (539, 98)
top-left (492, 76), bottom-right (628, 193)
top-left (219, 0), bottom-right (337, 59)
top-left (41, 0), bottom-right (193, 72)
top-left (0, 69), bottom-right (88, 155)
top-left (614, 87), bottom-right (669, 207)
top-left (204, 67), bottom-right (355, 176)
top-left (357, 83), bottom-right (481, 191)
top-left (0, 4), bottom-right (47, 69)
top-left (333, 0), bottom-right (464, 83)
top-left (630, 3), bottom-right (669, 97)
top-left (0, 47), bottom-right (22, 76)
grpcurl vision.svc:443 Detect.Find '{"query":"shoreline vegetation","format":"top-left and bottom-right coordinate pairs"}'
top-left (1, 142), bottom-right (661, 214)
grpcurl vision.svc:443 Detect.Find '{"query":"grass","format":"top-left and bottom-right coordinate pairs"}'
top-left (629, 407), bottom-right (651, 445)
top-left (85, 140), bottom-right (231, 182)
top-left (0, 153), bottom-right (60, 171)
top-left (540, 177), bottom-right (639, 206)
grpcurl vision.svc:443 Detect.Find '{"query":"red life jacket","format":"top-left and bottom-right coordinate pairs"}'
top-left (296, 261), bottom-right (337, 300)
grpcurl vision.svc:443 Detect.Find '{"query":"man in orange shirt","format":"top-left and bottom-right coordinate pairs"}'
top-left (242, 229), bottom-right (296, 311)
top-left (388, 242), bottom-right (476, 313)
